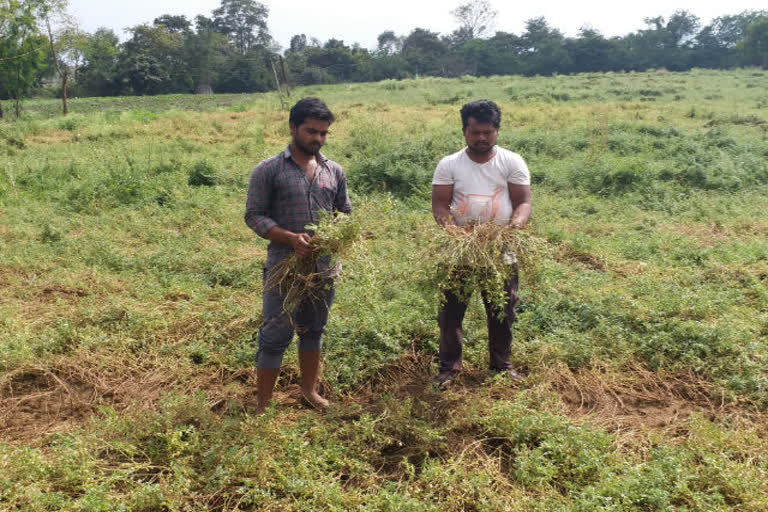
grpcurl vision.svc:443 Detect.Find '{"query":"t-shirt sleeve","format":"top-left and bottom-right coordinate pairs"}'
top-left (432, 157), bottom-right (454, 185)
top-left (504, 152), bottom-right (531, 186)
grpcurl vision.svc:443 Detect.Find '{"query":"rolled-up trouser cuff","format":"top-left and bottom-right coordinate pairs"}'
top-left (298, 334), bottom-right (323, 352)
top-left (256, 347), bottom-right (286, 369)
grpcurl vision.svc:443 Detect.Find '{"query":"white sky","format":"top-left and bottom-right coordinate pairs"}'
top-left (69, 0), bottom-right (766, 50)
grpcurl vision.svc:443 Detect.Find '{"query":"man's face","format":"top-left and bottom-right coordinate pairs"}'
top-left (290, 118), bottom-right (330, 156)
top-left (463, 117), bottom-right (498, 154)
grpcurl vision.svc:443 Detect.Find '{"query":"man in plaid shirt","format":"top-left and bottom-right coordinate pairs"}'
top-left (245, 98), bottom-right (351, 414)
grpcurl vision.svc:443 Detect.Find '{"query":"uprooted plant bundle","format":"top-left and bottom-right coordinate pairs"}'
top-left (265, 213), bottom-right (362, 315)
top-left (424, 222), bottom-right (551, 318)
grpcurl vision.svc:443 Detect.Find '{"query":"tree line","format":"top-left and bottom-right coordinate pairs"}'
top-left (1, 0), bottom-right (768, 117)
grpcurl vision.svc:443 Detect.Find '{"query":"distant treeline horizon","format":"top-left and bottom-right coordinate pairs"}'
top-left (1, 0), bottom-right (767, 110)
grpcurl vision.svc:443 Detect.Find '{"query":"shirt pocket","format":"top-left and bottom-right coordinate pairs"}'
top-left (312, 171), bottom-right (339, 209)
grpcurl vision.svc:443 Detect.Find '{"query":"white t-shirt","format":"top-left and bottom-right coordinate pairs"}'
top-left (432, 146), bottom-right (530, 226)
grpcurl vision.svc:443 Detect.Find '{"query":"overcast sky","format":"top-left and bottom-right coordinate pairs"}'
top-left (68, 0), bottom-right (766, 50)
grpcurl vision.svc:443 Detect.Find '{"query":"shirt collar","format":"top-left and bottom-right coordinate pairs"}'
top-left (283, 145), bottom-right (328, 162)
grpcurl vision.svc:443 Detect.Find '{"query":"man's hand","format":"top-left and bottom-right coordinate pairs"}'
top-left (507, 183), bottom-right (531, 230)
top-left (290, 232), bottom-right (313, 258)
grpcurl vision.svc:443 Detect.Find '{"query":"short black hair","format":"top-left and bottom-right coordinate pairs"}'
top-left (460, 100), bottom-right (501, 130)
top-left (289, 97), bottom-right (335, 127)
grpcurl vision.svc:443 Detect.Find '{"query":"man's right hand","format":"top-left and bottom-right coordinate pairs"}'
top-left (291, 232), bottom-right (313, 258)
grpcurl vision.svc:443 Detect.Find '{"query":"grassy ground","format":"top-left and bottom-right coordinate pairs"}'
top-left (1, 68), bottom-right (767, 510)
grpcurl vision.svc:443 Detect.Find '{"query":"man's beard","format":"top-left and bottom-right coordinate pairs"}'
top-left (294, 139), bottom-right (322, 156)
top-left (469, 142), bottom-right (493, 154)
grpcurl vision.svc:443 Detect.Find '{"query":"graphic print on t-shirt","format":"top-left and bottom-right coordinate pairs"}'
top-left (454, 186), bottom-right (504, 224)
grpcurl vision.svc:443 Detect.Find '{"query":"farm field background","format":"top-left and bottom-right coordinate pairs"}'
top-left (1, 69), bottom-right (768, 510)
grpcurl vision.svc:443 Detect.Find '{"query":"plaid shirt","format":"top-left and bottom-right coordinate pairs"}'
top-left (245, 146), bottom-right (352, 268)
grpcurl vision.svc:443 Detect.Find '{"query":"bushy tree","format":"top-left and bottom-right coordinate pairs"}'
top-left (185, 15), bottom-right (229, 94)
top-left (288, 33), bottom-right (307, 54)
top-left (215, 48), bottom-right (273, 92)
top-left (212, 0), bottom-right (270, 54)
top-left (402, 28), bottom-right (447, 76)
top-left (694, 11), bottom-right (767, 68)
top-left (520, 17), bottom-right (571, 75)
top-left (42, 0), bottom-right (87, 114)
top-left (78, 27), bottom-right (119, 96)
top-left (626, 10), bottom-right (700, 70)
top-left (0, 0), bottom-right (49, 117)
top-left (565, 27), bottom-right (623, 73)
top-left (153, 14), bottom-right (191, 34)
top-left (119, 23), bottom-right (191, 95)
top-left (743, 17), bottom-right (768, 68)
top-left (376, 30), bottom-right (401, 55)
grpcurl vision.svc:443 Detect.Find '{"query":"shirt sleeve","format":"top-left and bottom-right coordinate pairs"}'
top-left (334, 168), bottom-right (352, 215)
top-left (244, 163), bottom-right (278, 238)
top-left (432, 157), bottom-right (454, 185)
top-left (505, 152), bottom-right (531, 186)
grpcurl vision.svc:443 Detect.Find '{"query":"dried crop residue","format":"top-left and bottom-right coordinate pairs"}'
top-left (733, 219), bottom-right (768, 236)
top-left (0, 355), bottom-right (257, 444)
top-left (5, 346), bottom-right (766, 459)
top-left (2, 281), bottom-right (94, 330)
top-left (41, 285), bottom-right (89, 300)
top-left (555, 243), bottom-right (608, 271)
top-left (351, 351), bottom-right (474, 423)
top-left (543, 364), bottom-right (733, 442)
top-left (611, 261), bottom-right (650, 278)
top-left (26, 130), bottom-right (73, 146)
top-left (664, 223), bottom-right (732, 248)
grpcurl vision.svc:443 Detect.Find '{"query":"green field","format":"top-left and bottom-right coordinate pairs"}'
top-left (1, 69), bottom-right (768, 511)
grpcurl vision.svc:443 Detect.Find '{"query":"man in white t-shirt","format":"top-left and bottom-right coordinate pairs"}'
top-left (431, 99), bottom-right (532, 388)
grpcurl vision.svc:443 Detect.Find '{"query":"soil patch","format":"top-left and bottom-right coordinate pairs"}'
top-left (0, 369), bottom-right (96, 442)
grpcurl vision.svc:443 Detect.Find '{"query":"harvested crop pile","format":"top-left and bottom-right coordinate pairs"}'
top-left (423, 222), bottom-right (550, 317)
top-left (265, 213), bottom-right (361, 315)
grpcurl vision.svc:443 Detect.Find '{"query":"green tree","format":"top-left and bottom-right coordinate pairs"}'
top-left (520, 17), bottom-right (571, 75)
top-left (78, 27), bottom-right (119, 96)
top-left (153, 14), bottom-right (191, 34)
top-left (287, 33), bottom-right (307, 54)
top-left (627, 10), bottom-right (699, 70)
top-left (565, 27), bottom-right (623, 72)
top-left (484, 31), bottom-right (523, 75)
top-left (303, 40), bottom-right (357, 83)
top-left (376, 30), bottom-right (401, 55)
top-left (452, 38), bottom-right (496, 76)
top-left (119, 23), bottom-right (190, 95)
top-left (42, 0), bottom-right (87, 115)
top-left (212, 0), bottom-right (270, 55)
top-left (215, 47), bottom-right (272, 92)
top-left (0, 0), bottom-right (48, 117)
top-left (186, 15), bottom-right (229, 94)
top-left (660, 10), bottom-right (765, 69)
top-left (401, 28), bottom-right (447, 76)
top-left (369, 31), bottom-right (407, 80)
top-left (743, 17), bottom-right (768, 68)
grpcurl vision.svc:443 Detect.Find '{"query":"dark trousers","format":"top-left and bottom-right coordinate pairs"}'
top-left (256, 269), bottom-right (335, 369)
top-left (437, 269), bottom-right (519, 372)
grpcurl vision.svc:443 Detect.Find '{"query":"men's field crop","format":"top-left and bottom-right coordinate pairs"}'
top-left (1, 69), bottom-right (767, 511)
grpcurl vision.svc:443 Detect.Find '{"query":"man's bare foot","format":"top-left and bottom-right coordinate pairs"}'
top-left (301, 389), bottom-right (329, 409)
